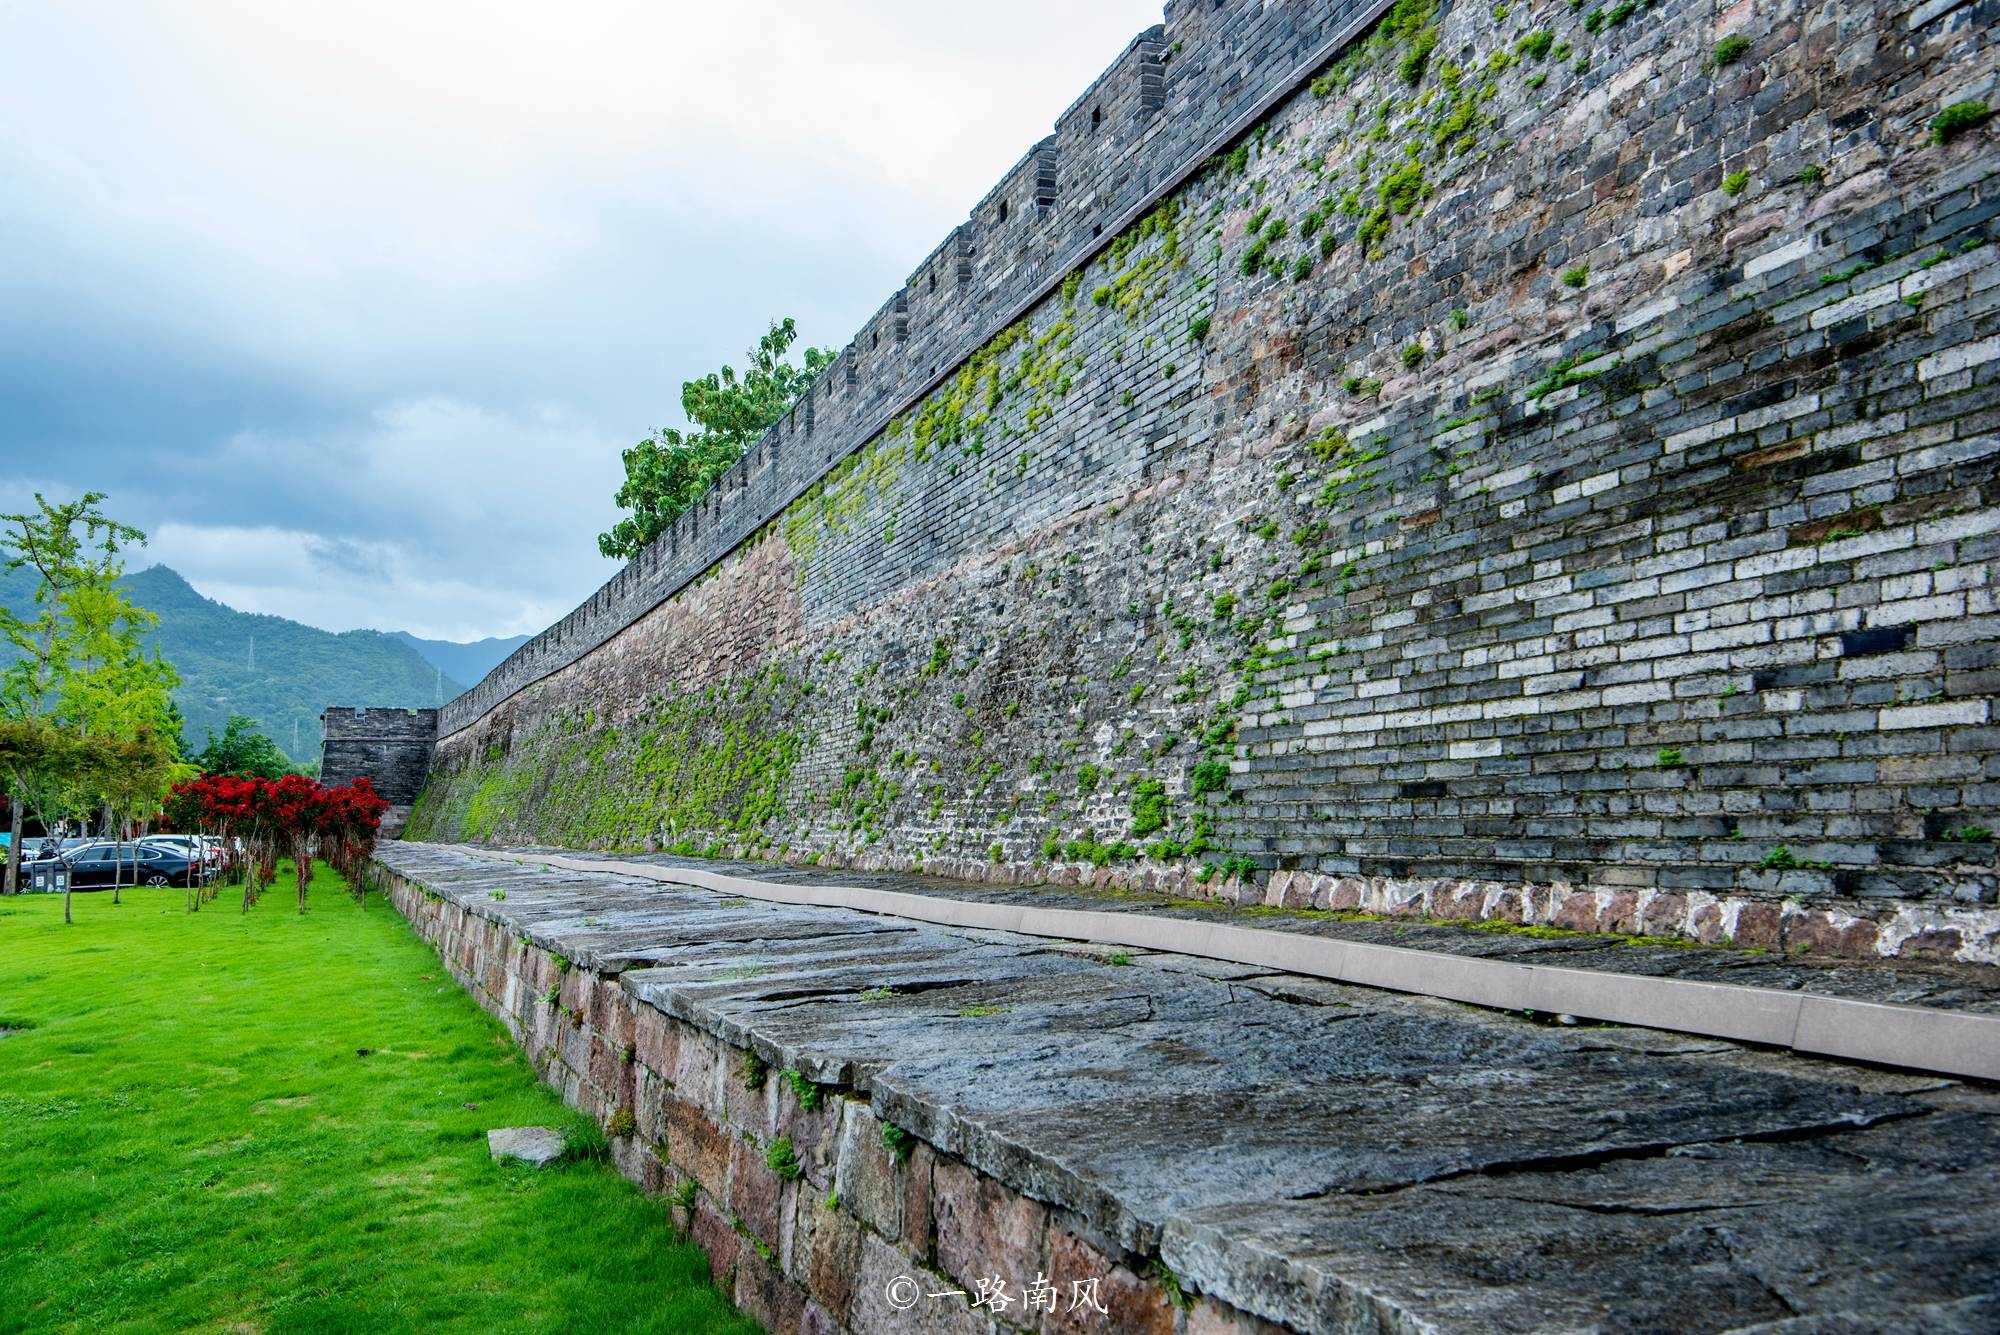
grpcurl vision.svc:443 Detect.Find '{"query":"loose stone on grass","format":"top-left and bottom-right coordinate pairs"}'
top-left (488, 1125), bottom-right (568, 1167)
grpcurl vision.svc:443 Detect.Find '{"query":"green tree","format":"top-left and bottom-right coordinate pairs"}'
top-left (161, 699), bottom-right (189, 761)
top-left (96, 729), bottom-right (182, 909)
top-left (0, 717), bottom-right (79, 900)
top-left (597, 318), bottom-right (832, 560)
top-left (0, 493), bottom-right (148, 894)
top-left (53, 578), bottom-right (187, 903)
top-left (195, 714), bottom-right (294, 779)
top-left (53, 578), bottom-right (179, 746)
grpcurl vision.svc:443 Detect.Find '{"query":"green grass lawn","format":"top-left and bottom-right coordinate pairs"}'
top-left (0, 868), bottom-right (758, 1335)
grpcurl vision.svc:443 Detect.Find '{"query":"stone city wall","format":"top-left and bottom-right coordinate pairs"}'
top-left (319, 706), bottom-right (439, 835)
top-left (436, 0), bottom-right (1398, 738)
top-left (407, 0), bottom-right (2000, 963)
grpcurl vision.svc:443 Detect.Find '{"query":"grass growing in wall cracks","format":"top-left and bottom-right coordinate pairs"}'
top-left (1930, 102), bottom-right (1991, 145)
top-left (764, 1136), bottom-right (803, 1182)
top-left (783, 1069), bottom-right (825, 1111)
top-left (0, 874), bottom-right (755, 1335)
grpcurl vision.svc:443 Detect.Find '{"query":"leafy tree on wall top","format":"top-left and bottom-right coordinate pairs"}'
top-left (598, 317), bottom-right (832, 560)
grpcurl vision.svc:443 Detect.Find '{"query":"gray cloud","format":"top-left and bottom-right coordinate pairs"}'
top-left (0, 0), bottom-right (1162, 639)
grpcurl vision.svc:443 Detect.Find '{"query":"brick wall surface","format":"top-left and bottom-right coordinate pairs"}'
top-left (436, 0), bottom-right (1397, 736)
top-left (404, 0), bottom-right (2000, 964)
top-left (321, 707), bottom-right (439, 834)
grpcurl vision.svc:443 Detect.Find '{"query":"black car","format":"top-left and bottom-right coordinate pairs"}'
top-left (63, 842), bottom-right (207, 889)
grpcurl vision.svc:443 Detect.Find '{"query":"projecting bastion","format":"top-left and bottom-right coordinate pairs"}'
top-left (331, 0), bottom-right (2000, 1328)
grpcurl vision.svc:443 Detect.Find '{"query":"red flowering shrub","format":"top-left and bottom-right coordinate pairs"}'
top-left (165, 773), bottom-right (390, 913)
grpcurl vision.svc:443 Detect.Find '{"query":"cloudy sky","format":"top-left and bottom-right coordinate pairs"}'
top-left (0, 0), bottom-right (1162, 641)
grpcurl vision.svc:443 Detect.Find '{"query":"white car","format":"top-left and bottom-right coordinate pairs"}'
top-left (142, 834), bottom-right (225, 868)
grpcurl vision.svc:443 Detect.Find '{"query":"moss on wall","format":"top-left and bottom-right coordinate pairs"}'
top-left (412, 665), bottom-right (808, 854)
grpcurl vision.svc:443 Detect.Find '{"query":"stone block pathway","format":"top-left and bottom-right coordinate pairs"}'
top-left (382, 842), bottom-right (2000, 1332)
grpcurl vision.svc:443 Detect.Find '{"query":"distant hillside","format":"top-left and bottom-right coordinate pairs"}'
top-left (387, 630), bottom-right (528, 688)
top-left (0, 564), bottom-right (465, 763)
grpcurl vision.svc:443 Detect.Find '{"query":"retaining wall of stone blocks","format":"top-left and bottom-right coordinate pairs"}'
top-left (374, 862), bottom-right (1262, 1335)
top-left (401, 0), bottom-right (2000, 963)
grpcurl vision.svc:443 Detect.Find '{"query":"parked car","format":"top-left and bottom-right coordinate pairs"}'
top-left (140, 834), bottom-right (223, 868)
top-left (62, 841), bottom-right (208, 889)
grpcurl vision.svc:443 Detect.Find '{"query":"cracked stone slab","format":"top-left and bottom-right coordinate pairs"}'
top-left (378, 844), bottom-right (2000, 1332)
top-left (454, 845), bottom-right (2000, 1080)
top-left (1162, 1111), bottom-right (2000, 1334)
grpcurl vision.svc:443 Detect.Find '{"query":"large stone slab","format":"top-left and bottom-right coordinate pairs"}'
top-left (379, 843), bottom-right (2000, 1331)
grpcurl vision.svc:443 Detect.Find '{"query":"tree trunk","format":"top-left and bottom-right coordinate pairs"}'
top-left (18, 586), bottom-right (63, 905)
top-left (108, 804), bottom-right (121, 906)
top-left (214, 822), bottom-right (231, 904)
top-left (4, 800), bottom-right (20, 896)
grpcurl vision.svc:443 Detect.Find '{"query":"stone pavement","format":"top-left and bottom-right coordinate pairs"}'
top-left (380, 842), bottom-right (2000, 1332)
top-left (511, 846), bottom-right (2000, 1016)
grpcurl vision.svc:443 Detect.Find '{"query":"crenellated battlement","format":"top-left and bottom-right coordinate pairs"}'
top-left (320, 707), bottom-right (438, 835)
top-left (441, 0), bottom-right (1399, 736)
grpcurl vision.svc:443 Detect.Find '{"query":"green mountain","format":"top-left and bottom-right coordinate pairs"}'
top-left (387, 630), bottom-right (528, 688)
top-left (0, 564), bottom-right (464, 763)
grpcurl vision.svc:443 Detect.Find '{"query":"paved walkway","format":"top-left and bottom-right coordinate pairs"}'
top-left (507, 845), bottom-right (2000, 1014)
top-left (382, 842), bottom-right (2000, 1332)
top-left (483, 845), bottom-right (2000, 1080)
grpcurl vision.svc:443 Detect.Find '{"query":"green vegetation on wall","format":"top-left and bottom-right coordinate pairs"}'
top-left (412, 0), bottom-right (1829, 903)
top-left (411, 665), bottom-right (807, 852)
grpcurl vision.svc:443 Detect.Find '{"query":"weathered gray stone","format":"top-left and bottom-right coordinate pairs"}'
top-left (508, 845), bottom-right (2000, 1015)
top-left (486, 1125), bottom-right (565, 1167)
top-left (835, 1100), bottom-right (906, 1242)
top-left (1163, 1110), bottom-right (2000, 1335)
top-left (385, 844), bottom-right (2000, 1333)
top-left (850, 1232), bottom-right (995, 1335)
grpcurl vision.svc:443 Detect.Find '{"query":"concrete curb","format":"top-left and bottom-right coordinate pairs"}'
top-left (433, 844), bottom-right (2000, 1082)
